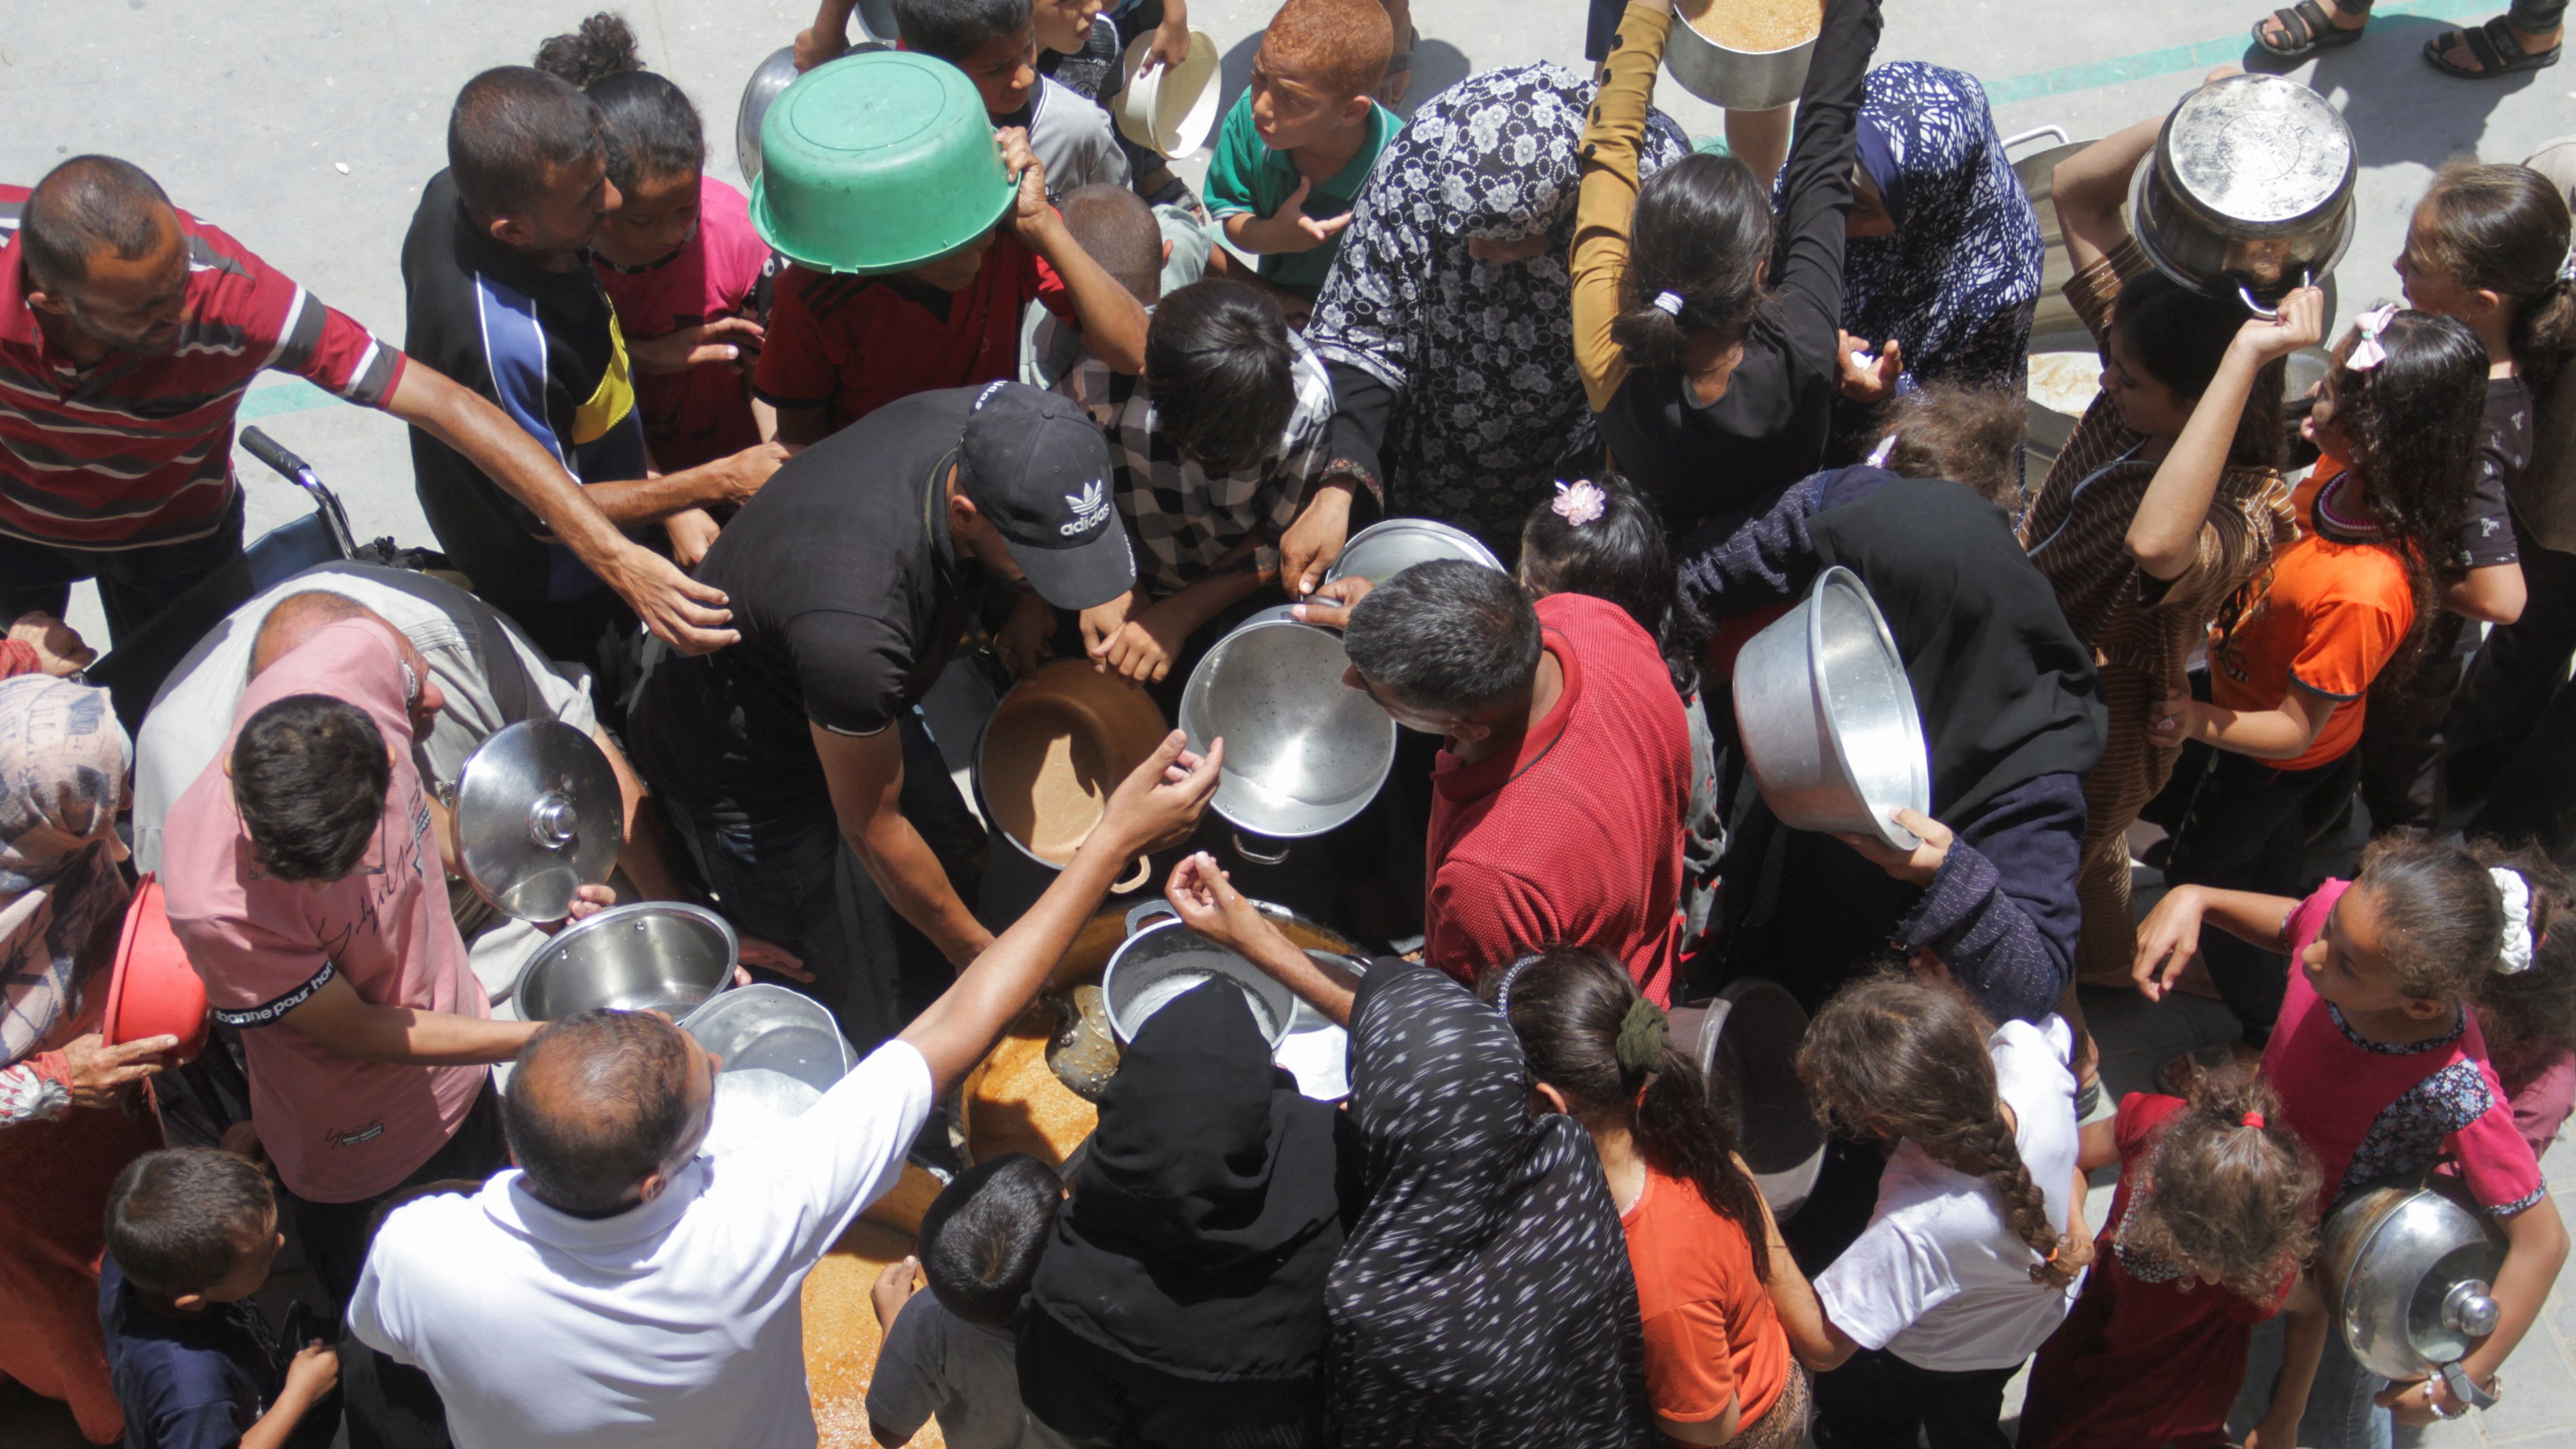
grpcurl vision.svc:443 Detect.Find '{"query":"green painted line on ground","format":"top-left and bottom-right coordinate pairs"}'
top-left (1986, 0), bottom-right (2501, 105)
top-left (224, 0), bottom-right (2512, 427)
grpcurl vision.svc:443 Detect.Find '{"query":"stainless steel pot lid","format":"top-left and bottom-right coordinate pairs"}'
top-left (454, 719), bottom-right (622, 922)
top-left (2160, 74), bottom-right (2354, 230)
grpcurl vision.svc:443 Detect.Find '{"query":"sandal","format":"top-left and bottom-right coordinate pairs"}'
top-left (2423, 15), bottom-right (2563, 77)
top-left (2252, 0), bottom-right (2369, 59)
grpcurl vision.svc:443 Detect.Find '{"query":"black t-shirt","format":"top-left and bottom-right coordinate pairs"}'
top-left (1037, 15), bottom-right (1124, 104)
top-left (2465, 375), bottom-right (2532, 572)
top-left (400, 169), bottom-right (651, 607)
top-left (628, 388), bottom-right (998, 820)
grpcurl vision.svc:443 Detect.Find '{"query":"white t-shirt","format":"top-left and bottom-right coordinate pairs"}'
top-left (1815, 1015), bottom-right (2085, 1374)
top-left (349, 1040), bottom-right (935, 1448)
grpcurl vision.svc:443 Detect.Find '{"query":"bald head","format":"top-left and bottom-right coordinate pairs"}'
top-left (503, 1010), bottom-right (703, 1216)
top-left (249, 592), bottom-right (384, 680)
top-left (22, 155), bottom-right (176, 293)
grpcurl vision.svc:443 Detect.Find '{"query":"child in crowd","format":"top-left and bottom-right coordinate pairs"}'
top-left (1204, 0), bottom-right (1399, 302)
top-left (100, 1149), bottom-right (341, 1449)
top-left (1052, 276), bottom-right (1348, 689)
top-left (895, 0), bottom-right (1129, 200)
top-left (2017, 1071), bottom-right (2327, 1449)
top-left (1872, 382), bottom-right (2030, 512)
top-left (2136, 836), bottom-right (2571, 1433)
top-left (1518, 476), bottom-right (1721, 951)
top-left (2156, 306), bottom-right (2491, 1057)
top-left (2470, 850), bottom-right (2576, 1160)
top-left (1770, 976), bottom-right (2087, 1449)
top-left (1022, 181), bottom-right (1169, 391)
top-left (1486, 949), bottom-right (1807, 1448)
top-left (2349, 163), bottom-right (2553, 832)
top-left (866, 1155), bottom-right (1070, 1449)
top-left (753, 120), bottom-right (1148, 445)
top-left (535, 15), bottom-right (777, 566)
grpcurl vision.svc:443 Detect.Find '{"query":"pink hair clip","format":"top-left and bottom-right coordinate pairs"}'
top-left (2345, 303), bottom-right (2400, 372)
top-left (1552, 479), bottom-right (1608, 527)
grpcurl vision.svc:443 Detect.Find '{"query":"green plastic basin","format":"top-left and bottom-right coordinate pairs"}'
top-left (750, 52), bottom-right (1015, 277)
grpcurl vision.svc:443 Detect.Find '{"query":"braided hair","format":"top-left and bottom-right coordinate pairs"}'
top-left (1798, 975), bottom-right (2090, 1290)
top-left (1483, 948), bottom-right (1771, 1281)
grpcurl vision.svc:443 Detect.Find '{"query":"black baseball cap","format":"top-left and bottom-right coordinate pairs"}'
top-left (957, 382), bottom-right (1135, 610)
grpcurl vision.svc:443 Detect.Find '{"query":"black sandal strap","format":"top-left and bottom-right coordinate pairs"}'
top-left (2461, 18), bottom-right (2511, 70)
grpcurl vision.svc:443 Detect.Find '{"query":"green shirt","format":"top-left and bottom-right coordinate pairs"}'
top-left (1202, 94), bottom-right (1401, 293)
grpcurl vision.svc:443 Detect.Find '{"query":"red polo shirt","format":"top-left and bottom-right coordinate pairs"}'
top-left (1424, 592), bottom-right (1693, 1004)
top-left (0, 186), bottom-right (404, 549)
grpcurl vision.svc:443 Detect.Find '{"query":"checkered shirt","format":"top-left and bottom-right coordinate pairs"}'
top-left (1058, 331), bottom-right (1337, 594)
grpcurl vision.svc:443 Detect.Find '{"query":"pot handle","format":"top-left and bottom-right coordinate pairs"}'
top-left (1232, 831), bottom-right (1291, 865)
top-left (1110, 855), bottom-right (1154, 895)
top-left (1125, 897), bottom-right (1181, 934)
top-left (2237, 269), bottom-right (2316, 323)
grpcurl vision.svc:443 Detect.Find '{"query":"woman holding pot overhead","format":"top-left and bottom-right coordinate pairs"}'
top-left (1018, 976), bottom-right (1355, 1449)
top-left (1569, 0), bottom-right (1882, 535)
top-left (1295, 64), bottom-right (1692, 566)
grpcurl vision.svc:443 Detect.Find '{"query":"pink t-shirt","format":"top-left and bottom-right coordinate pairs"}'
top-left (161, 619), bottom-right (490, 1204)
top-left (592, 176), bottom-right (771, 472)
top-left (2262, 879), bottom-right (2545, 1217)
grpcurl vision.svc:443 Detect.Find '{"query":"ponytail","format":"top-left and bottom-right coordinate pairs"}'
top-left (1799, 975), bottom-right (2087, 1290)
top-left (534, 14), bottom-right (706, 192)
top-left (1485, 949), bottom-right (1771, 1280)
top-left (2467, 843), bottom-right (2576, 1057)
top-left (534, 12), bottom-right (645, 89)
top-left (1610, 152), bottom-right (1773, 370)
top-left (2416, 161), bottom-right (2576, 397)
top-left (2120, 1066), bottom-right (2320, 1304)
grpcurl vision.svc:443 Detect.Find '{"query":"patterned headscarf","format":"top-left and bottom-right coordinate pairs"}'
top-left (1, 676), bottom-right (131, 1067)
top-left (1308, 64), bottom-right (1689, 545)
top-left (1327, 960), bottom-right (1654, 1448)
top-left (1837, 63), bottom-right (2044, 389)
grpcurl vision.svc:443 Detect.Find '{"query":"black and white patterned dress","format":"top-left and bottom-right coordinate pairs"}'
top-left (1306, 65), bottom-right (1689, 547)
top-left (1327, 959), bottom-right (1655, 1449)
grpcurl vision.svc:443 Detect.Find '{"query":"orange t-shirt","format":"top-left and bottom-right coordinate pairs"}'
top-left (1619, 1166), bottom-right (1790, 1430)
top-left (2208, 468), bottom-right (2414, 773)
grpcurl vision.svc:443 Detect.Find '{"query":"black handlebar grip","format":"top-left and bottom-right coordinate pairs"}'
top-left (239, 427), bottom-right (312, 481)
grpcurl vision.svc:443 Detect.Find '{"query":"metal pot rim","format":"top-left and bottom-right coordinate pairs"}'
top-left (510, 900), bottom-right (742, 1006)
top-left (1178, 609), bottom-right (1397, 840)
top-left (2128, 159), bottom-right (2356, 304)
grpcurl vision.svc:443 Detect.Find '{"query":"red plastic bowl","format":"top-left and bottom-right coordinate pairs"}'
top-left (102, 876), bottom-right (209, 1065)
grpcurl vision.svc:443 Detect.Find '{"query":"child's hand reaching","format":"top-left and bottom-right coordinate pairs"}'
top-left (283, 1341), bottom-right (340, 1404)
top-left (870, 1257), bottom-right (921, 1330)
top-left (1240, 178), bottom-right (1353, 254)
top-left (1836, 809), bottom-right (1952, 886)
top-left (1835, 333), bottom-right (1903, 404)
top-left (2131, 884), bottom-right (2207, 1002)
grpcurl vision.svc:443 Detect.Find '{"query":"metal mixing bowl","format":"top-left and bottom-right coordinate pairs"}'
top-left (1732, 567), bottom-right (1930, 851)
top-left (1179, 607), bottom-right (1395, 840)
top-left (679, 984), bottom-right (858, 1094)
top-left (1323, 518), bottom-right (1504, 590)
top-left (511, 902), bottom-right (739, 1021)
top-left (1100, 917), bottom-right (1300, 1048)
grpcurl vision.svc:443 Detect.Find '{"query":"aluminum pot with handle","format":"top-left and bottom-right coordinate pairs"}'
top-left (1178, 605), bottom-right (1396, 863)
top-left (974, 661), bottom-right (1168, 893)
top-left (1732, 567), bottom-right (1930, 851)
top-left (1104, 896), bottom-right (1369, 1098)
top-left (2315, 1180), bottom-right (2508, 1385)
top-left (1666, 978), bottom-right (1826, 1219)
top-left (2127, 73), bottom-right (2355, 318)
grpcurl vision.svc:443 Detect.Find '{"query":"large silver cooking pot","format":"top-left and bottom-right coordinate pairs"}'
top-left (2317, 1181), bottom-right (2508, 1383)
top-left (1732, 567), bottom-right (1930, 851)
top-left (1100, 901), bottom-right (1304, 1049)
top-left (1668, 977), bottom-right (1826, 1218)
top-left (511, 901), bottom-right (738, 1021)
top-left (2129, 73), bottom-right (2355, 317)
top-left (1179, 605), bottom-right (1396, 856)
top-left (1663, 3), bottom-right (1818, 112)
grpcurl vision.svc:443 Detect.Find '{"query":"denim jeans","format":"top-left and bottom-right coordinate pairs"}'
top-left (653, 710), bottom-right (983, 1055)
top-left (2238, 1309), bottom-right (2394, 1449)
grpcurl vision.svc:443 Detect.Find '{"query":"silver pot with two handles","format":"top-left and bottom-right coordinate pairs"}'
top-left (2315, 1179), bottom-right (2507, 1392)
top-left (2127, 73), bottom-right (2356, 320)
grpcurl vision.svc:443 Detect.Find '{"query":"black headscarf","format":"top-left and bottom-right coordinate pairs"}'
top-left (1805, 472), bottom-right (2106, 817)
top-left (1327, 960), bottom-right (1654, 1449)
top-left (1025, 979), bottom-right (1348, 1381)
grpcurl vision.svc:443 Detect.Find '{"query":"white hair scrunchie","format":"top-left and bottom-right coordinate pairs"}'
top-left (1652, 291), bottom-right (1686, 318)
top-left (2494, 867), bottom-right (2537, 975)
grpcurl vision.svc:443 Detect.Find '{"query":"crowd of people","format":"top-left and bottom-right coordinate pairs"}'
top-left (7, 0), bottom-right (2576, 1445)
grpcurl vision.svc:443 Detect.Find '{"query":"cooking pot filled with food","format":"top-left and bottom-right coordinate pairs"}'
top-left (1664, 0), bottom-right (1822, 113)
top-left (2128, 73), bottom-right (2356, 315)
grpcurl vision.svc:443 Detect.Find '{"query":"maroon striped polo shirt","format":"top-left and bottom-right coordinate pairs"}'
top-left (0, 186), bottom-right (404, 550)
